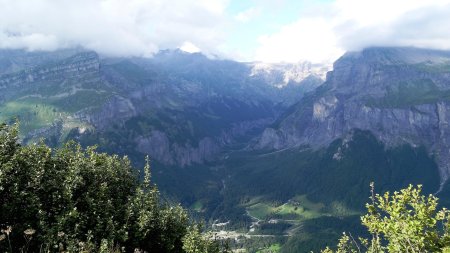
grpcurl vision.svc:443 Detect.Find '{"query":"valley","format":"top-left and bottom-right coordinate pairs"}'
top-left (2, 47), bottom-right (450, 252)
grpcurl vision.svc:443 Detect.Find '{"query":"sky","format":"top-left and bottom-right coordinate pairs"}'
top-left (1, 0), bottom-right (450, 64)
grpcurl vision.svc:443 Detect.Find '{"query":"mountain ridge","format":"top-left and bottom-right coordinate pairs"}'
top-left (255, 46), bottom-right (450, 185)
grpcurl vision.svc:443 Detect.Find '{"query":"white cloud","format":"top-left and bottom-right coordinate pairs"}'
top-left (2, 0), bottom-right (450, 63)
top-left (336, 0), bottom-right (450, 51)
top-left (333, 0), bottom-right (450, 51)
top-left (255, 17), bottom-right (344, 64)
top-left (254, 0), bottom-right (450, 64)
top-left (179, 41), bottom-right (201, 53)
top-left (235, 7), bottom-right (261, 23)
top-left (0, 0), bottom-right (228, 57)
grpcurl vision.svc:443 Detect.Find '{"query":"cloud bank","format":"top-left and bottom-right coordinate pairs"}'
top-left (1, 0), bottom-right (450, 63)
top-left (254, 0), bottom-right (450, 63)
top-left (0, 0), bottom-right (228, 57)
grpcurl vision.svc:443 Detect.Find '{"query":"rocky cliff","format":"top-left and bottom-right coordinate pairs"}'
top-left (256, 47), bottom-right (450, 185)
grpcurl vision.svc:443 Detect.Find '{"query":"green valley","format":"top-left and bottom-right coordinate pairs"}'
top-left (2, 47), bottom-right (450, 252)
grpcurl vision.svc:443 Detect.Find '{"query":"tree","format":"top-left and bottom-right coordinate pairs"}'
top-left (0, 122), bottom-right (223, 253)
top-left (322, 183), bottom-right (450, 253)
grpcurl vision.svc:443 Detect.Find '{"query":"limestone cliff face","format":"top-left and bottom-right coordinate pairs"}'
top-left (136, 131), bottom-right (220, 167)
top-left (0, 51), bottom-right (99, 87)
top-left (75, 95), bottom-right (137, 129)
top-left (134, 117), bottom-right (273, 166)
top-left (0, 51), bottom-right (101, 104)
top-left (256, 47), bottom-right (450, 182)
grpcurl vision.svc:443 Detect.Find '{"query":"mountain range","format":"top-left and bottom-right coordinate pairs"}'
top-left (0, 48), bottom-right (325, 166)
top-left (2, 46), bottom-right (450, 252)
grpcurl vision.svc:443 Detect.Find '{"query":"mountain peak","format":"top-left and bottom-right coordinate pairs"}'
top-left (248, 61), bottom-right (330, 88)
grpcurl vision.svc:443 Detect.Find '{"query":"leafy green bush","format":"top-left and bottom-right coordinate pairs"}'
top-left (322, 183), bottom-right (450, 253)
top-left (0, 122), bottom-right (224, 253)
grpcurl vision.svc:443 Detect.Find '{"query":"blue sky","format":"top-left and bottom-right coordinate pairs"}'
top-left (224, 0), bottom-right (333, 60)
top-left (1, 0), bottom-right (450, 64)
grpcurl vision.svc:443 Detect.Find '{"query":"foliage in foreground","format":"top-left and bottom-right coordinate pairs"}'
top-left (0, 123), bottom-right (224, 253)
top-left (322, 183), bottom-right (450, 253)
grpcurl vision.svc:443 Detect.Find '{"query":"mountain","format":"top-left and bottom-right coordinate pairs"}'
top-left (3, 46), bottom-right (450, 252)
top-left (256, 47), bottom-right (450, 187)
top-left (208, 47), bottom-right (450, 252)
top-left (0, 48), bottom-right (325, 168)
top-left (249, 61), bottom-right (329, 89)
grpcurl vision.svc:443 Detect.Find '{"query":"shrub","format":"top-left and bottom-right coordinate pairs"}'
top-left (0, 122), bottom-right (223, 253)
top-left (322, 183), bottom-right (450, 253)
